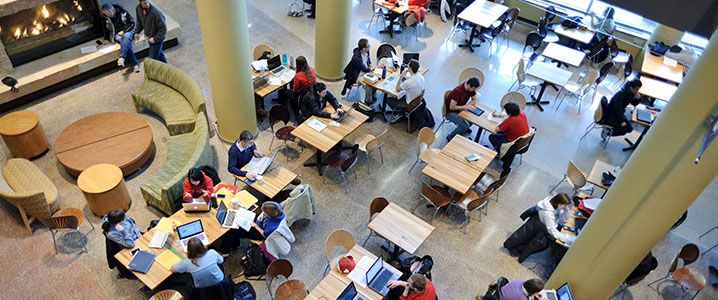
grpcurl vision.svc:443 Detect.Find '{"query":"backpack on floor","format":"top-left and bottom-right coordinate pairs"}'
top-left (240, 243), bottom-right (269, 278)
top-left (352, 101), bottom-right (375, 122)
top-left (234, 280), bottom-right (257, 300)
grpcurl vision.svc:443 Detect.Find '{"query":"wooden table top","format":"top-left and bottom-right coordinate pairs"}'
top-left (374, 0), bottom-right (409, 14)
top-left (642, 53), bottom-right (684, 84)
top-left (364, 67), bottom-right (428, 99)
top-left (368, 203), bottom-right (435, 254)
top-left (639, 76), bottom-right (678, 101)
top-left (0, 111), bottom-right (39, 135)
top-left (458, 0), bottom-right (509, 28)
top-left (527, 61), bottom-right (573, 87)
top-left (422, 152), bottom-right (482, 194)
top-left (556, 206), bottom-right (586, 248)
top-left (441, 135), bottom-right (497, 172)
top-left (253, 68), bottom-right (294, 98)
top-left (54, 112), bottom-right (148, 153)
top-left (234, 166), bottom-right (297, 198)
top-left (542, 42), bottom-right (586, 67)
top-left (275, 279), bottom-right (308, 300)
top-left (291, 103), bottom-right (368, 153)
top-left (77, 164), bottom-right (123, 193)
top-left (459, 103), bottom-right (501, 134)
top-left (115, 207), bottom-right (230, 290)
top-left (554, 25), bottom-right (595, 44)
top-left (586, 160), bottom-right (617, 191)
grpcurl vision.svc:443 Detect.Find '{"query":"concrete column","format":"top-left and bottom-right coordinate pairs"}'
top-left (648, 24), bottom-right (685, 45)
top-left (315, 0), bottom-right (352, 80)
top-left (546, 29), bottom-right (718, 298)
top-left (195, 0), bottom-right (256, 142)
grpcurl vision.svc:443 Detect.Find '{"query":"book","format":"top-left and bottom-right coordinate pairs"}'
top-left (307, 117), bottom-right (327, 132)
top-left (155, 217), bottom-right (181, 232)
top-left (155, 249), bottom-right (184, 270)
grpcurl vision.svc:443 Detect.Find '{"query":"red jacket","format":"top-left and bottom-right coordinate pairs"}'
top-left (498, 111), bottom-right (529, 142)
top-left (293, 67), bottom-right (316, 93)
top-left (182, 172), bottom-right (214, 203)
top-left (400, 279), bottom-right (436, 300)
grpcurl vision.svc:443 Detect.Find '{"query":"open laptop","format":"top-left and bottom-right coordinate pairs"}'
top-left (216, 201), bottom-right (240, 229)
top-left (267, 55), bottom-right (286, 75)
top-left (636, 108), bottom-right (654, 123)
top-left (541, 283), bottom-right (575, 300)
top-left (402, 52), bottom-right (420, 66)
top-left (176, 219), bottom-right (209, 252)
top-left (332, 106), bottom-right (354, 122)
top-left (244, 149), bottom-right (278, 175)
top-left (337, 282), bottom-right (368, 300)
top-left (366, 256), bottom-right (401, 296)
top-left (182, 201), bottom-right (210, 213)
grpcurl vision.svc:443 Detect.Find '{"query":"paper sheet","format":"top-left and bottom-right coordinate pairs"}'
top-left (487, 114), bottom-right (504, 123)
top-left (232, 190), bottom-right (258, 209)
top-left (155, 217), bottom-right (181, 232)
top-left (280, 69), bottom-right (296, 83)
top-left (80, 46), bottom-right (96, 54)
top-left (155, 249), bottom-right (183, 270)
top-left (251, 60), bottom-right (268, 71)
top-left (307, 117), bottom-right (327, 132)
top-left (347, 256), bottom-right (374, 287)
top-left (234, 207), bottom-right (257, 231)
top-left (268, 76), bottom-right (282, 86)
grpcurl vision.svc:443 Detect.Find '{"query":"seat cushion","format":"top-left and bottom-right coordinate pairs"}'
top-left (142, 134), bottom-right (195, 193)
top-left (2, 158), bottom-right (59, 210)
top-left (276, 126), bottom-right (296, 141)
top-left (132, 81), bottom-right (196, 135)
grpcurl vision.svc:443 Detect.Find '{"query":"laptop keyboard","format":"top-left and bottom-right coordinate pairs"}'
top-left (272, 65), bottom-right (285, 75)
top-left (370, 269), bottom-right (393, 291)
top-left (224, 210), bottom-right (236, 226)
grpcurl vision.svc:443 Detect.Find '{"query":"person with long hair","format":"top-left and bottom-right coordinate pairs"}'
top-left (299, 82), bottom-right (346, 123)
top-left (102, 210), bottom-right (142, 248)
top-left (604, 79), bottom-right (643, 138)
top-left (171, 237), bottom-right (225, 288)
top-left (182, 168), bottom-right (214, 203)
top-left (280, 55), bottom-right (316, 119)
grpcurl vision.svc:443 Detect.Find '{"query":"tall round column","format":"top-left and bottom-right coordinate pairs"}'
top-left (547, 29), bottom-right (718, 298)
top-left (315, 0), bottom-right (352, 80)
top-left (195, 0), bottom-right (256, 142)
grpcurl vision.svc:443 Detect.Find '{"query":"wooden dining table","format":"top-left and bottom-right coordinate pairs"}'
top-left (459, 103), bottom-right (501, 142)
top-left (639, 76), bottom-right (678, 101)
top-left (368, 202), bottom-right (435, 258)
top-left (457, 0), bottom-right (508, 52)
top-left (234, 166), bottom-right (297, 198)
top-left (441, 135), bottom-right (497, 172)
top-left (586, 160), bottom-right (618, 196)
top-left (525, 61), bottom-right (574, 111)
top-left (275, 279), bottom-right (308, 300)
top-left (641, 53), bottom-right (684, 84)
top-left (554, 25), bottom-right (595, 45)
top-left (542, 42), bottom-right (586, 67)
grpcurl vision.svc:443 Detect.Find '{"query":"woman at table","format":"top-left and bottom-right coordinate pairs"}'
top-left (171, 237), bottom-right (225, 288)
top-left (280, 56), bottom-right (316, 120)
top-left (102, 209), bottom-right (142, 248)
top-left (537, 193), bottom-right (574, 245)
top-left (603, 79), bottom-right (642, 138)
top-left (299, 82), bottom-right (345, 123)
top-left (216, 202), bottom-right (287, 253)
top-left (182, 168), bottom-right (214, 204)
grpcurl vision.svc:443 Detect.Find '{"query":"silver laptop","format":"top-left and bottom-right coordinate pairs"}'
top-left (244, 150), bottom-right (278, 175)
top-left (366, 256), bottom-right (400, 296)
top-left (176, 219), bottom-right (209, 252)
top-left (337, 282), bottom-right (368, 300)
top-left (541, 283), bottom-right (574, 300)
top-left (333, 106), bottom-right (354, 122)
top-left (215, 201), bottom-right (239, 229)
top-left (182, 201), bottom-right (210, 212)
top-left (267, 55), bottom-right (286, 75)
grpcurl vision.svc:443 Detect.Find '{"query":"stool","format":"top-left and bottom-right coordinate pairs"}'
top-left (0, 111), bottom-right (49, 158)
top-left (78, 164), bottom-right (131, 217)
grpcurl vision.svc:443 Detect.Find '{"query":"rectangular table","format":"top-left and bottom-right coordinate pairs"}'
top-left (115, 208), bottom-right (229, 290)
top-left (363, 66), bottom-right (429, 119)
top-left (458, 0), bottom-right (508, 52)
top-left (374, 0), bottom-right (409, 38)
top-left (526, 61), bottom-right (574, 111)
top-left (586, 160), bottom-right (617, 195)
top-left (234, 166), bottom-right (297, 198)
top-left (623, 104), bottom-right (660, 151)
top-left (441, 135), bottom-right (497, 172)
top-left (639, 76), bottom-right (678, 101)
top-left (542, 42), bottom-right (586, 67)
top-left (368, 202), bottom-right (435, 257)
top-left (422, 152), bottom-right (482, 195)
top-left (253, 62), bottom-right (295, 98)
top-left (641, 53), bottom-right (684, 84)
top-left (291, 104), bottom-right (368, 175)
top-left (554, 25), bottom-right (595, 45)
top-left (459, 103), bottom-right (501, 142)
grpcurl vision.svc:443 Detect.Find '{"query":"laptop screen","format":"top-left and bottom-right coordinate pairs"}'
top-left (216, 201), bottom-right (227, 224)
top-left (267, 55), bottom-right (281, 70)
top-left (365, 256), bottom-right (383, 283)
top-left (337, 282), bottom-right (358, 300)
top-left (556, 283), bottom-right (574, 300)
top-left (177, 219), bottom-right (204, 240)
top-left (402, 53), bottom-right (420, 65)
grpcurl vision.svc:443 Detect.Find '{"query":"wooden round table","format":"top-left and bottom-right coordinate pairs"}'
top-left (54, 112), bottom-right (154, 176)
top-left (78, 164), bottom-right (132, 217)
top-left (0, 111), bottom-right (49, 158)
top-left (275, 279), bottom-right (308, 300)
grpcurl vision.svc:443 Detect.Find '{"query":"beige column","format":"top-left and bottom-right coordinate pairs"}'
top-left (315, 0), bottom-right (352, 80)
top-left (547, 29), bottom-right (718, 298)
top-left (637, 24), bottom-right (685, 69)
top-left (195, 0), bottom-right (256, 142)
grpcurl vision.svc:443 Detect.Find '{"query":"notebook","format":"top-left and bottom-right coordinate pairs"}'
top-left (128, 250), bottom-right (156, 274)
top-left (155, 248), bottom-right (183, 270)
top-left (307, 117), bottom-right (327, 132)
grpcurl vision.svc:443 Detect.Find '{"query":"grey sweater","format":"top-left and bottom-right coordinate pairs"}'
top-left (135, 3), bottom-right (167, 42)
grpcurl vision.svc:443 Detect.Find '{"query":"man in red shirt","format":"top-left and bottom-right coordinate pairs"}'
top-left (445, 77), bottom-right (481, 141)
top-left (387, 274), bottom-right (436, 300)
top-left (489, 102), bottom-right (529, 151)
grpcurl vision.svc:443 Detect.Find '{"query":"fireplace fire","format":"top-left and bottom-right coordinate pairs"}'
top-left (0, 0), bottom-right (102, 67)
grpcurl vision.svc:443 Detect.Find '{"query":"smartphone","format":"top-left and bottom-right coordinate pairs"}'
top-left (563, 225), bottom-right (575, 232)
top-left (131, 248), bottom-right (140, 255)
top-left (217, 194), bottom-right (226, 199)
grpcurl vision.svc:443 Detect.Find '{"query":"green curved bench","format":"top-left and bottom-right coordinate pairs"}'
top-left (140, 113), bottom-right (214, 215)
top-left (132, 58), bottom-right (207, 136)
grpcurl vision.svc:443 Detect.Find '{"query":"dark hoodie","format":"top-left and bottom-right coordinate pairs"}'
top-left (343, 47), bottom-right (371, 78)
top-left (103, 5), bottom-right (135, 41)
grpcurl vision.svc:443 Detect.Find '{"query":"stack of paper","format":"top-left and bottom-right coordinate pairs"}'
top-left (251, 60), bottom-right (268, 71)
top-left (234, 208), bottom-right (257, 231)
top-left (155, 217), bottom-right (181, 232)
top-left (155, 248), bottom-right (184, 270)
top-left (307, 118), bottom-right (327, 132)
top-left (232, 190), bottom-right (259, 209)
top-left (280, 69), bottom-right (296, 83)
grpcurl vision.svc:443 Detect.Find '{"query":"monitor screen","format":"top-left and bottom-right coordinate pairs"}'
top-left (402, 53), bottom-right (420, 64)
top-left (267, 55), bottom-right (281, 70)
top-left (216, 201), bottom-right (227, 224)
top-left (365, 256), bottom-right (383, 283)
top-left (177, 219), bottom-right (203, 240)
top-left (556, 283), bottom-right (574, 300)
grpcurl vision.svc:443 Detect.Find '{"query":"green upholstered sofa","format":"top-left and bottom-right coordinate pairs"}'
top-left (132, 58), bottom-right (207, 136)
top-left (140, 113), bottom-right (214, 215)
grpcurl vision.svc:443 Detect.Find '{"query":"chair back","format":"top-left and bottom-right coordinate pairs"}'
top-left (537, 17), bottom-right (548, 37)
top-left (458, 67), bottom-right (484, 85)
top-left (504, 8), bottom-right (520, 30)
top-left (341, 151), bottom-right (360, 173)
top-left (500, 91), bottom-right (526, 110)
top-left (149, 289), bottom-right (183, 300)
top-left (369, 197), bottom-right (390, 218)
top-left (442, 90), bottom-right (451, 117)
top-left (266, 259), bottom-right (293, 298)
top-left (595, 96), bottom-right (608, 123)
top-left (406, 91), bottom-right (425, 113)
top-left (324, 229), bottom-right (356, 261)
top-left (599, 62), bottom-right (615, 78)
top-left (420, 182), bottom-right (451, 207)
top-left (404, 12), bottom-right (417, 27)
top-left (516, 59), bottom-right (527, 83)
top-left (515, 127), bottom-right (536, 155)
top-left (466, 186), bottom-right (494, 212)
top-left (676, 243), bottom-right (701, 268)
top-left (523, 32), bottom-right (542, 55)
top-left (253, 44), bottom-right (274, 60)
top-left (417, 127), bottom-right (435, 156)
top-left (486, 172), bottom-right (510, 193)
top-left (376, 44), bottom-right (396, 61)
top-left (41, 215), bottom-right (79, 230)
top-left (623, 59), bottom-right (633, 78)
top-left (582, 70), bottom-right (600, 86)
top-left (366, 128), bottom-right (389, 153)
top-left (269, 105), bottom-right (291, 130)
top-left (566, 160), bottom-right (587, 188)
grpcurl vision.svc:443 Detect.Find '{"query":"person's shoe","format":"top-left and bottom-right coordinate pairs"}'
top-left (601, 128), bottom-right (610, 140)
top-left (307, 14), bottom-right (315, 19)
top-left (117, 57), bottom-right (125, 67)
top-left (133, 65), bottom-right (140, 73)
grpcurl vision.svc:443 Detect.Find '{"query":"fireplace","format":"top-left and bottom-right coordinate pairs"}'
top-left (0, 0), bottom-right (103, 67)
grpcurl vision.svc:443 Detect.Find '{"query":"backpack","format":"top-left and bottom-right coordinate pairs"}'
top-left (352, 101), bottom-right (376, 122)
top-left (200, 165), bottom-right (222, 186)
top-left (479, 276), bottom-right (509, 300)
top-left (240, 243), bottom-right (269, 278)
top-left (234, 281), bottom-right (257, 300)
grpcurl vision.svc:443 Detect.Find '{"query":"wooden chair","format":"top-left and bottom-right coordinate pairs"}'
top-left (363, 197), bottom-right (390, 246)
top-left (508, 59), bottom-right (540, 96)
top-left (253, 44), bottom-right (274, 60)
top-left (434, 90), bottom-right (452, 134)
top-left (324, 229), bottom-right (356, 275)
top-left (404, 92), bottom-right (425, 132)
top-left (268, 105), bottom-right (302, 160)
top-left (580, 96), bottom-right (614, 148)
top-left (322, 145), bottom-right (360, 193)
top-left (408, 127), bottom-right (440, 173)
top-left (458, 67), bottom-right (485, 88)
top-left (451, 186), bottom-right (495, 233)
top-left (550, 160), bottom-right (593, 196)
top-left (41, 207), bottom-right (94, 254)
top-left (266, 259), bottom-right (293, 300)
top-left (354, 128), bottom-right (389, 174)
top-left (150, 290), bottom-right (183, 300)
top-left (474, 169), bottom-right (511, 204)
top-left (500, 91), bottom-right (527, 111)
top-left (647, 243), bottom-right (705, 299)
top-left (412, 182), bottom-right (452, 223)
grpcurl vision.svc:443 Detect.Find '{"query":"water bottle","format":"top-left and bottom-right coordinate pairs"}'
top-left (382, 67), bottom-right (387, 79)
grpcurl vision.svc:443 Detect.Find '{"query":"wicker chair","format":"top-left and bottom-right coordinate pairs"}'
top-left (323, 229), bottom-right (356, 275)
top-left (253, 44), bottom-right (274, 60)
top-left (150, 290), bottom-right (184, 300)
top-left (1, 158), bottom-right (60, 234)
top-left (500, 91), bottom-right (527, 110)
top-left (458, 67), bottom-right (485, 88)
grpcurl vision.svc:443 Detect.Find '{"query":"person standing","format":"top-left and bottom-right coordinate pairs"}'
top-left (135, 0), bottom-right (168, 63)
top-left (101, 4), bottom-right (140, 73)
top-left (445, 77), bottom-right (481, 141)
top-left (342, 38), bottom-right (373, 96)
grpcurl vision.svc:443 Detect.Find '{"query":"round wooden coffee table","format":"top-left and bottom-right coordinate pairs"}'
top-left (78, 164), bottom-right (131, 217)
top-left (54, 112), bottom-right (154, 176)
top-left (0, 111), bottom-right (49, 158)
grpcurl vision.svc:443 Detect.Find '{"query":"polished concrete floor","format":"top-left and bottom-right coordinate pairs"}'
top-left (0, 0), bottom-right (716, 299)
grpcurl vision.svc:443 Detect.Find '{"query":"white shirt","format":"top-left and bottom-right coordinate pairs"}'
top-left (236, 141), bottom-right (247, 152)
top-left (361, 52), bottom-right (369, 70)
top-left (537, 196), bottom-right (573, 244)
top-left (399, 72), bottom-right (425, 104)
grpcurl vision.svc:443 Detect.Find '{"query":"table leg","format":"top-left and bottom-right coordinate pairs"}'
top-left (381, 93), bottom-right (389, 122)
top-left (458, 24), bottom-right (481, 52)
top-left (379, 17), bottom-right (401, 38)
top-left (303, 150), bottom-right (326, 175)
top-left (527, 82), bottom-right (551, 111)
top-left (474, 127), bottom-right (485, 143)
top-left (381, 243), bottom-right (403, 259)
top-left (622, 124), bottom-right (651, 152)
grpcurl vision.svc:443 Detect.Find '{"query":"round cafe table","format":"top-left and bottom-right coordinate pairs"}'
top-left (275, 279), bottom-right (308, 300)
top-left (77, 164), bottom-right (131, 217)
top-left (0, 111), bottom-right (49, 158)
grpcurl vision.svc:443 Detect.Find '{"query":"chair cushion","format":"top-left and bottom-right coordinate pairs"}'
top-left (276, 126), bottom-right (296, 141)
top-left (132, 81), bottom-right (196, 135)
top-left (2, 158), bottom-right (59, 210)
top-left (142, 134), bottom-right (195, 194)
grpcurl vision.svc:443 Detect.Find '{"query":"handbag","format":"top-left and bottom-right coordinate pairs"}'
top-left (345, 84), bottom-right (366, 103)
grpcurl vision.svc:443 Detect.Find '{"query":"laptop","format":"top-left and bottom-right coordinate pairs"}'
top-left (366, 256), bottom-right (401, 296)
top-left (216, 201), bottom-right (240, 229)
top-left (267, 55), bottom-right (286, 75)
top-left (469, 107), bottom-right (485, 117)
top-left (337, 282), bottom-right (368, 300)
top-left (636, 108), bottom-right (654, 123)
top-left (541, 283), bottom-right (575, 300)
top-left (244, 150), bottom-right (278, 175)
top-left (176, 219), bottom-right (209, 252)
top-left (574, 217), bottom-right (588, 235)
top-left (402, 53), bottom-right (420, 66)
top-left (333, 106), bottom-right (354, 122)
top-left (182, 201), bottom-right (210, 213)
top-left (128, 249), bottom-right (155, 273)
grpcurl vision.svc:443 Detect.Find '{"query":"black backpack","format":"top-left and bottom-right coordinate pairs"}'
top-left (234, 281), bottom-right (257, 300)
top-left (240, 243), bottom-right (269, 278)
top-left (480, 276), bottom-right (509, 300)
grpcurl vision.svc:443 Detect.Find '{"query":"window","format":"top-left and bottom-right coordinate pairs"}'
top-left (544, 0), bottom-right (591, 12)
top-left (681, 32), bottom-right (709, 50)
top-left (591, 1), bottom-right (657, 34)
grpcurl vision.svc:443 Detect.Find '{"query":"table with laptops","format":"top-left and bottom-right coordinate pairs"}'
top-left (252, 53), bottom-right (296, 98)
top-left (623, 103), bottom-right (661, 152)
top-left (232, 149), bottom-right (298, 198)
top-left (541, 282), bottom-right (576, 300)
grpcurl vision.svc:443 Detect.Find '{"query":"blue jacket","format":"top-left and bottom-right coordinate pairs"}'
top-left (228, 141), bottom-right (257, 177)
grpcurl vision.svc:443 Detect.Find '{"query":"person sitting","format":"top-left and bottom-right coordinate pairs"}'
top-left (590, 6), bottom-right (616, 35)
top-left (279, 56), bottom-right (316, 119)
top-left (538, 193), bottom-right (573, 245)
top-left (604, 79), bottom-right (643, 138)
top-left (300, 82), bottom-right (346, 123)
top-left (232, 201), bottom-right (286, 240)
top-left (228, 130), bottom-right (265, 181)
top-left (102, 210), bottom-right (142, 248)
top-left (101, 3), bottom-right (139, 72)
top-left (342, 38), bottom-right (372, 96)
top-left (387, 274), bottom-right (437, 300)
top-left (388, 59), bottom-right (425, 122)
top-left (500, 278), bottom-right (544, 300)
top-left (183, 168), bottom-right (214, 203)
top-left (445, 77), bottom-right (481, 141)
top-left (488, 102), bottom-right (529, 151)
top-left (171, 237), bottom-right (225, 288)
